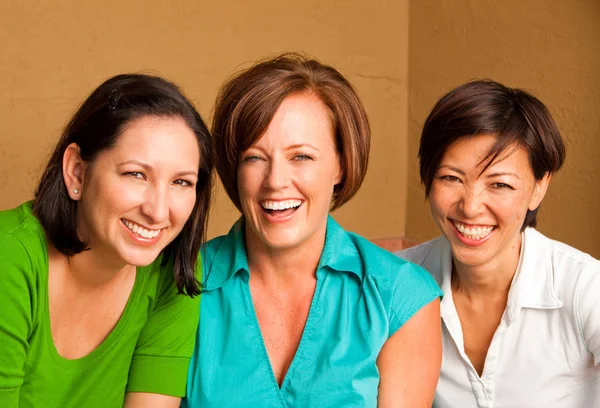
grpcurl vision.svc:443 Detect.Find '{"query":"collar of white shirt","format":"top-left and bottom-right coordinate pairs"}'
top-left (416, 228), bottom-right (563, 324)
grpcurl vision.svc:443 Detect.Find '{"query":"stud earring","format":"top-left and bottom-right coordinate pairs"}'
top-left (73, 189), bottom-right (79, 194)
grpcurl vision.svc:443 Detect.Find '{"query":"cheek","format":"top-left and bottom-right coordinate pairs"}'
top-left (303, 164), bottom-right (337, 196)
top-left (237, 167), bottom-right (263, 201)
top-left (237, 176), bottom-right (253, 205)
top-left (92, 175), bottom-right (143, 210)
top-left (494, 192), bottom-right (531, 218)
top-left (171, 192), bottom-right (197, 222)
top-left (428, 189), bottom-right (450, 216)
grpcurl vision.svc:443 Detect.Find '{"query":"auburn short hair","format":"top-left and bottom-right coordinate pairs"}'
top-left (212, 53), bottom-right (371, 212)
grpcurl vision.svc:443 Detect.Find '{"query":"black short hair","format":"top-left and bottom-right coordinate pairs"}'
top-left (419, 79), bottom-right (565, 229)
top-left (33, 74), bottom-right (213, 297)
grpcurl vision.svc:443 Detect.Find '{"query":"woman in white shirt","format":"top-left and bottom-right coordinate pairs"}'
top-left (396, 79), bottom-right (600, 408)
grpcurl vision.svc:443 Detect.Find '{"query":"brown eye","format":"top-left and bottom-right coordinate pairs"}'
top-left (492, 182), bottom-right (513, 189)
top-left (124, 171), bottom-right (146, 180)
top-left (173, 179), bottom-right (193, 187)
top-left (440, 175), bottom-right (461, 183)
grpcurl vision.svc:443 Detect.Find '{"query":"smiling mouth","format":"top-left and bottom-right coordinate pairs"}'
top-left (452, 220), bottom-right (495, 240)
top-left (261, 199), bottom-right (302, 217)
top-left (122, 219), bottom-right (162, 239)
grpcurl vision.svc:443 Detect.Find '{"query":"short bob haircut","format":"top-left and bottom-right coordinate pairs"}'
top-left (33, 73), bottom-right (213, 297)
top-left (212, 53), bottom-right (370, 212)
top-left (419, 79), bottom-right (565, 229)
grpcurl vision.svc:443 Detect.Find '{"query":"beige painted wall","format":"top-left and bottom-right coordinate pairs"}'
top-left (407, 0), bottom-right (600, 258)
top-left (0, 0), bottom-right (409, 240)
top-left (1, 1), bottom-right (597, 257)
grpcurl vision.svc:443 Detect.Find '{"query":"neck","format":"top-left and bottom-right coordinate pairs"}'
top-left (451, 235), bottom-right (522, 301)
top-left (245, 228), bottom-right (324, 288)
top-left (50, 244), bottom-right (135, 289)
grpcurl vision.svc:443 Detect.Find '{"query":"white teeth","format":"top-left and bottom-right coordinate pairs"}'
top-left (261, 200), bottom-right (302, 211)
top-left (454, 221), bottom-right (494, 240)
top-left (123, 220), bottom-right (161, 239)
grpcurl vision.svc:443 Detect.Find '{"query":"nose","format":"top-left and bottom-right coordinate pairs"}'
top-left (141, 185), bottom-right (169, 224)
top-left (459, 187), bottom-right (485, 218)
top-left (263, 157), bottom-right (291, 190)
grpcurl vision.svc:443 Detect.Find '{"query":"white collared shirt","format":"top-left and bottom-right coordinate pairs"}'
top-left (396, 228), bottom-right (600, 408)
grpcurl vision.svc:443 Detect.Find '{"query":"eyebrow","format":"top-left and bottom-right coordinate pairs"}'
top-left (284, 143), bottom-right (320, 151)
top-left (117, 160), bottom-right (198, 177)
top-left (485, 171), bottom-right (521, 179)
top-left (437, 165), bottom-right (465, 175)
top-left (117, 160), bottom-right (152, 169)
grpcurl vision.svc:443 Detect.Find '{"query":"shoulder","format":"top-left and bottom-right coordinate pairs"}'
top-left (527, 228), bottom-right (600, 282)
top-left (525, 229), bottom-right (600, 314)
top-left (0, 201), bottom-right (39, 234)
top-left (324, 217), bottom-right (431, 283)
top-left (394, 236), bottom-right (446, 265)
top-left (342, 233), bottom-right (442, 334)
top-left (199, 222), bottom-right (246, 290)
top-left (393, 236), bottom-right (449, 285)
top-left (345, 231), bottom-right (442, 300)
top-left (0, 202), bottom-right (47, 266)
top-left (202, 235), bottom-right (232, 268)
top-left (0, 203), bottom-right (47, 324)
top-left (347, 232), bottom-right (421, 276)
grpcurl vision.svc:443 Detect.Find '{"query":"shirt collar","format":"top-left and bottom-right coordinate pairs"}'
top-left (317, 215), bottom-right (363, 280)
top-left (202, 215), bottom-right (362, 290)
top-left (506, 227), bottom-right (562, 322)
top-left (418, 231), bottom-right (562, 322)
top-left (202, 218), bottom-right (249, 290)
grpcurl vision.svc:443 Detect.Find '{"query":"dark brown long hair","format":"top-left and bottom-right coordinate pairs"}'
top-left (34, 73), bottom-right (213, 297)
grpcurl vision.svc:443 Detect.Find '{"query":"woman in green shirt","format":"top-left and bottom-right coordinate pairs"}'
top-left (0, 74), bottom-right (213, 407)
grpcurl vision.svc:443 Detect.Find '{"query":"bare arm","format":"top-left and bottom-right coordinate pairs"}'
top-left (377, 298), bottom-right (442, 408)
top-left (124, 392), bottom-right (180, 408)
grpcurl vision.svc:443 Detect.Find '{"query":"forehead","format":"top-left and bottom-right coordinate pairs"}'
top-left (98, 115), bottom-right (200, 164)
top-left (442, 134), bottom-right (531, 173)
top-left (253, 92), bottom-right (335, 148)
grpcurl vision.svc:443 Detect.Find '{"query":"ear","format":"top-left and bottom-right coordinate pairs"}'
top-left (334, 164), bottom-right (344, 186)
top-left (333, 149), bottom-right (344, 186)
top-left (62, 143), bottom-right (86, 201)
top-left (528, 172), bottom-right (552, 211)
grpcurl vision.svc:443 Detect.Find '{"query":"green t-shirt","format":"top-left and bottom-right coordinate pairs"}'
top-left (0, 202), bottom-right (200, 407)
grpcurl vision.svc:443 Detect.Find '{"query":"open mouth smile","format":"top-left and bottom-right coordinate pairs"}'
top-left (452, 220), bottom-right (495, 241)
top-left (121, 219), bottom-right (163, 239)
top-left (260, 199), bottom-right (302, 218)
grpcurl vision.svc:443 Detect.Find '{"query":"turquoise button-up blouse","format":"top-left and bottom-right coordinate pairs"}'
top-left (182, 216), bottom-right (442, 408)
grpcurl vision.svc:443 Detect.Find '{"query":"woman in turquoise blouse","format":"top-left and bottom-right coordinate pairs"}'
top-left (183, 54), bottom-right (443, 407)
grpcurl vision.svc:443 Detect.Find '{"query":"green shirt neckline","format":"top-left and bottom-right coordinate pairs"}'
top-left (25, 202), bottom-right (146, 369)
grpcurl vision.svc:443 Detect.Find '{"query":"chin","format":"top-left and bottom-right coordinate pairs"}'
top-left (451, 250), bottom-right (490, 269)
top-left (118, 248), bottom-right (163, 267)
top-left (260, 232), bottom-right (305, 251)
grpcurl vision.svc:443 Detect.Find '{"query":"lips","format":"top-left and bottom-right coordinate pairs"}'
top-left (453, 220), bottom-right (495, 240)
top-left (260, 199), bottom-right (303, 217)
top-left (122, 219), bottom-right (163, 239)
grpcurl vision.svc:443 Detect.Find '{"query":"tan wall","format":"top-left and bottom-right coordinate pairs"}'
top-left (2, 1), bottom-right (597, 256)
top-left (0, 0), bottom-right (409, 240)
top-left (407, 0), bottom-right (600, 258)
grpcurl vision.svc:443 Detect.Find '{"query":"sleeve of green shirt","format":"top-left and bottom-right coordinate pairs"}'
top-left (126, 259), bottom-right (201, 397)
top-left (0, 233), bottom-right (36, 407)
